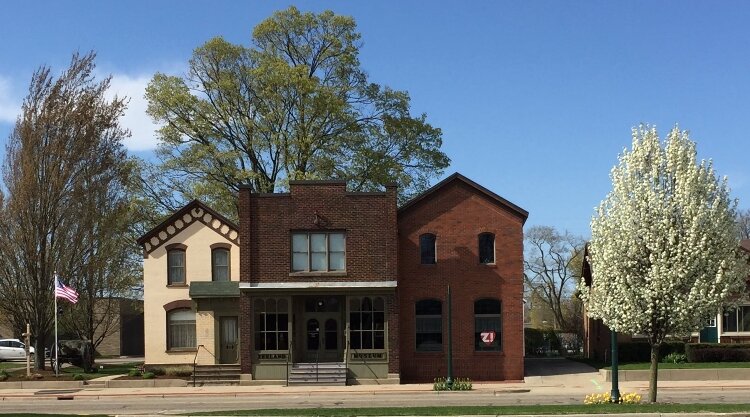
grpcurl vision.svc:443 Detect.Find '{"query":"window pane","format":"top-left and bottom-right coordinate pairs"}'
top-left (329, 252), bottom-right (345, 271)
top-left (350, 330), bottom-right (362, 349)
top-left (742, 306), bottom-right (750, 332)
top-left (374, 331), bottom-right (385, 349)
top-left (475, 299), bottom-right (501, 315)
top-left (292, 234), bottom-right (308, 252)
top-left (292, 253), bottom-right (308, 271)
top-left (350, 312), bottom-right (361, 330)
top-left (168, 250), bottom-right (185, 284)
top-left (278, 313), bottom-right (288, 331)
top-left (311, 252), bottom-right (327, 271)
top-left (278, 331), bottom-right (289, 350)
top-left (212, 249), bottom-right (229, 282)
top-left (475, 317), bottom-right (502, 351)
top-left (479, 233), bottom-right (494, 264)
top-left (420, 234), bottom-right (436, 264)
top-left (311, 234), bottom-right (327, 252)
top-left (362, 312), bottom-right (372, 330)
top-left (329, 233), bottom-right (345, 251)
top-left (373, 297), bottom-right (385, 312)
top-left (374, 312), bottom-right (385, 330)
top-left (723, 308), bottom-right (738, 332)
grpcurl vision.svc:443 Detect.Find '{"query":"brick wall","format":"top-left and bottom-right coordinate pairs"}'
top-left (397, 180), bottom-right (526, 382)
top-left (240, 181), bottom-right (398, 284)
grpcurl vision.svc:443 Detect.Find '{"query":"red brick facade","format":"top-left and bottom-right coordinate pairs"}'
top-left (397, 178), bottom-right (527, 382)
top-left (237, 174), bottom-right (527, 382)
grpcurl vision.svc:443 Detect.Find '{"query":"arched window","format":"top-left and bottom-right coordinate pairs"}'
top-left (478, 233), bottom-right (495, 264)
top-left (415, 299), bottom-right (442, 351)
top-left (167, 247), bottom-right (186, 285)
top-left (212, 247), bottom-right (230, 281)
top-left (349, 297), bottom-right (385, 349)
top-left (420, 233), bottom-right (436, 264)
top-left (167, 308), bottom-right (196, 349)
top-left (474, 298), bottom-right (501, 351)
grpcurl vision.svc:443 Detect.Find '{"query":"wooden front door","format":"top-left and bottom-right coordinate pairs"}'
top-left (303, 313), bottom-right (341, 362)
top-left (219, 316), bottom-right (239, 364)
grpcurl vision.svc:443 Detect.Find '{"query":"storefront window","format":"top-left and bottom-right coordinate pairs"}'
top-left (254, 298), bottom-right (289, 350)
top-left (349, 297), bottom-right (385, 349)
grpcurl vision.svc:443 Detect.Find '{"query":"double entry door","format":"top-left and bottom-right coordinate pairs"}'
top-left (303, 312), bottom-right (341, 362)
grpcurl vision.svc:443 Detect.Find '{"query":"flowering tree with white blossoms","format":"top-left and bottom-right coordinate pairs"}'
top-left (579, 125), bottom-right (748, 403)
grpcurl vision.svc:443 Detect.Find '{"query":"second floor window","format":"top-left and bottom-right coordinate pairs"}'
top-left (212, 248), bottom-right (230, 281)
top-left (292, 232), bottom-right (346, 272)
top-left (420, 233), bottom-right (436, 264)
top-left (167, 249), bottom-right (185, 285)
top-left (478, 233), bottom-right (495, 264)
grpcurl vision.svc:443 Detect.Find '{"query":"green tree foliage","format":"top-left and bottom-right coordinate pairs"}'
top-left (0, 53), bottom-right (139, 368)
top-left (579, 125), bottom-right (748, 402)
top-left (145, 6), bottom-right (449, 217)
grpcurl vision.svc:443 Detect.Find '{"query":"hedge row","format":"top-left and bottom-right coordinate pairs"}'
top-left (685, 343), bottom-right (750, 362)
top-left (617, 341), bottom-right (685, 363)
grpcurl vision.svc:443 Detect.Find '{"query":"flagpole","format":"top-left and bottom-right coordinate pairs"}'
top-left (54, 271), bottom-right (58, 376)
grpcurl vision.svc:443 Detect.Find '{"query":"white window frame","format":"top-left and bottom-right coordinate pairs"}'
top-left (291, 232), bottom-right (346, 272)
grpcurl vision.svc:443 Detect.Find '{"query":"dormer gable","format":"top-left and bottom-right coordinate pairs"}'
top-left (137, 200), bottom-right (239, 256)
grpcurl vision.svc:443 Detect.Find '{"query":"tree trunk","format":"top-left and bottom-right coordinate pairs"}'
top-left (649, 343), bottom-right (660, 402)
top-left (34, 334), bottom-right (46, 371)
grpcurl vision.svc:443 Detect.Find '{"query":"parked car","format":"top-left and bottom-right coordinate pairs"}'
top-left (0, 339), bottom-right (35, 361)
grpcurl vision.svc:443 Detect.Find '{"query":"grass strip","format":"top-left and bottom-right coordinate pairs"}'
top-left (190, 403), bottom-right (750, 416)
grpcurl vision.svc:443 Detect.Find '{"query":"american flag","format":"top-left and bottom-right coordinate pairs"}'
top-left (55, 276), bottom-right (78, 304)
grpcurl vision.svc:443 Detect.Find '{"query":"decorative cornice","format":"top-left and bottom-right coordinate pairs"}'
top-left (138, 200), bottom-right (239, 256)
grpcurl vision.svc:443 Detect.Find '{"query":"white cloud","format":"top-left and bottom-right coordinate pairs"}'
top-left (106, 74), bottom-right (161, 151)
top-left (0, 76), bottom-right (21, 124)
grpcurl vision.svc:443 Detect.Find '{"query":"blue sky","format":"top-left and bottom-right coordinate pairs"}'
top-left (1, 1), bottom-right (749, 237)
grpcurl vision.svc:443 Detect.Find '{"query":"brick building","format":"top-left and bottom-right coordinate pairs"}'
top-left (140, 173), bottom-right (528, 383)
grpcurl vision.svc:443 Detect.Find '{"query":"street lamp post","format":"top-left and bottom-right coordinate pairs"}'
top-left (446, 285), bottom-right (453, 389)
top-left (610, 330), bottom-right (620, 403)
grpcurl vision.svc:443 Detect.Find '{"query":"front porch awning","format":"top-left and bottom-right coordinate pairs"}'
top-left (189, 281), bottom-right (240, 298)
top-left (238, 280), bottom-right (397, 293)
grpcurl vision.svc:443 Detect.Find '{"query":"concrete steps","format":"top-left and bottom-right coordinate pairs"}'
top-left (189, 364), bottom-right (241, 387)
top-left (288, 362), bottom-right (347, 386)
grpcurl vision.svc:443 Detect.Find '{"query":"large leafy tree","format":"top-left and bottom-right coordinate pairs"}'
top-left (579, 125), bottom-right (748, 402)
top-left (145, 6), bottom-right (449, 217)
top-left (0, 53), bottom-right (138, 368)
top-left (524, 225), bottom-right (584, 333)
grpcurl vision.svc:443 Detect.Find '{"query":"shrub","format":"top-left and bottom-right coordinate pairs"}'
top-left (149, 367), bottom-right (166, 376)
top-left (685, 343), bottom-right (750, 362)
top-left (433, 377), bottom-right (472, 391)
top-left (127, 369), bottom-right (142, 377)
top-left (0, 370), bottom-right (8, 381)
top-left (142, 371), bottom-right (155, 379)
top-left (617, 341), bottom-right (685, 363)
top-left (166, 366), bottom-right (193, 378)
top-left (661, 352), bottom-right (687, 363)
top-left (72, 373), bottom-right (86, 381)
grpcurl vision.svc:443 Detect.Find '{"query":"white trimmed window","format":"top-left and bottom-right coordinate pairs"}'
top-left (291, 232), bottom-right (346, 272)
top-left (722, 305), bottom-right (750, 332)
top-left (167, 309), bottom-right (196, 349)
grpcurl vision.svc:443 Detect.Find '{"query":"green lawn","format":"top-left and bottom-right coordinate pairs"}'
top-left (565, 356), bottom-right (750, 370)
top-left (190, 403), bottom-right (750, 416)
top-left (606, 362), bottom-right (750, 370)
top-left (3, 361), bottom-right (142, 381)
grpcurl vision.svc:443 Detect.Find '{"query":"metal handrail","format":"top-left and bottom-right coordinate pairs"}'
top-left (192, 344), bottom-right (218, 387)
top-left (286, 341), bottom-right (293, 386)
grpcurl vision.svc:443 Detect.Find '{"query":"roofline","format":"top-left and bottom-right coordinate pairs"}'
top-left (398, 172), bottom-right (529, 222)
top-left (136, 200), bottom-right (239, 246)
